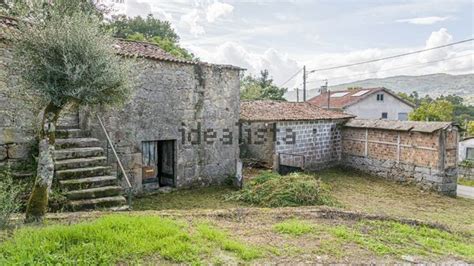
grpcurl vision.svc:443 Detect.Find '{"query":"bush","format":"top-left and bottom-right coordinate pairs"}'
top-left (0, 168), bottom-right (23, 229)
top-left (227, 171), bottom-right (335, 207)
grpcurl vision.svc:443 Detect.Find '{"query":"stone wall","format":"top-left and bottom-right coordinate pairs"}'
top-left (342, 126), bottom-right (458, 195)
top-left (82, 58), bottom-right (241, 191)
top-left (240, 122), bottom-right (275, 166)
top-left (275, 120), bottom-right (344, 171)
top-left (0, 29), bottom-right (39, 167)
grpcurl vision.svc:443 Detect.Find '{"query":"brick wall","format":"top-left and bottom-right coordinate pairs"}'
top-left (342, 126), bottom-right (458, 195)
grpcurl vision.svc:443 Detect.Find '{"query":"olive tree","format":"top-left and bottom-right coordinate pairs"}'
top-left (13, 11), bottom-right (132, 223)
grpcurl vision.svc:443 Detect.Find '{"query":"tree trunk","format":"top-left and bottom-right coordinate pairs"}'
top-left (25, 102), bottom-right (61, 223)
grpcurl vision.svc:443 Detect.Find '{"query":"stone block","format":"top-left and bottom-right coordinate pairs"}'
top-left (0, 145), bottom-right (6, 161)
top-left (6, 143), bottom-right (30, 159)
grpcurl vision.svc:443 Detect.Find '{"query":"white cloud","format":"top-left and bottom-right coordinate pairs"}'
top-left (206, 1), bottom-right (234, 23)
top-left (179, 9), bottom-right (205, 36)
top-left (396, 16), bottom-right (450, 25)
top-left (185, 42), bottom-right (300, 86)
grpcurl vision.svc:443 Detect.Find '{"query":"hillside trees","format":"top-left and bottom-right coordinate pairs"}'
top-left (107, 14), bottom-right (195, 60)
top-left (241, 70), bottom-right (287, 101)
top-left (13, 5), bottom-right (132, 222)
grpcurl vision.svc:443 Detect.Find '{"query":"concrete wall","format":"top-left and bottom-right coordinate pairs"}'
top-left (459, 138), bottom-right (474, 161)
top-left (275, 120), bottom-right (344, 171)
top-left (342, 126), bottom-right (458, 195)
top-left (240, 122), bottom-right (275, 166)
top-left (345, 91), bottom-right (413, 120)
top-left (83, 58), bottom-right (241, 191)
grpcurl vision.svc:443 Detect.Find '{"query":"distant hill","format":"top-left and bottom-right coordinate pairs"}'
top-left (285, 73), bottom-right (474, 103)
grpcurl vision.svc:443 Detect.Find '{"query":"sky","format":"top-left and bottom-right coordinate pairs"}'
top-left (104, 0), bottom-right (474, 90)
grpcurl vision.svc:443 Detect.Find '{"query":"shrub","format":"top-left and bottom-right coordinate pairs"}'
top-left (0, 168), bottom-right (23, 229)
top-left (227, 171), bottom-right (335, 207)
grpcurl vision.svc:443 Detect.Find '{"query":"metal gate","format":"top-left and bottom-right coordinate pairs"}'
top-left (278, 152), bottom-right (305, 175)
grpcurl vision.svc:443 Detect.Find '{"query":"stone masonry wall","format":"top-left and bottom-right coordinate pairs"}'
top-left (240, 122), bottom-right (275, 166)
top-left (83, 58), bottom-right (241, 191)
top-left (0, 33), bottom-right (39, 167)
top-left (275, 120), bottom-right (344, 171)
top-left (342, 127), bottom-right (458, 195)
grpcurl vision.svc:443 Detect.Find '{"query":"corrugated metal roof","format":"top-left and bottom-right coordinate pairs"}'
top-left (240, 100), bottom-right (354, 122)
top-left (345, 119), bottom-right (454, 133)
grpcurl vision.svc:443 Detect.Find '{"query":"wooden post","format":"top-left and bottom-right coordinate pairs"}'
top-left (364, 129), bottom-right (368, 157)
top-left (397, 133), bottom-right (401, 163)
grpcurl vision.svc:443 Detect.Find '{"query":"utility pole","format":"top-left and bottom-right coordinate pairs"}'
top-left (303, 65), bottom-right (306, 102)
top-left (296, 87), bottom-right (299, 102)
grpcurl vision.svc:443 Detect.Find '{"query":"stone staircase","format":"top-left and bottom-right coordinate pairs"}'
top-left (54, 112), bottom-right (127, 211)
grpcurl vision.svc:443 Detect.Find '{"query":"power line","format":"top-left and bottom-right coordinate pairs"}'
top-left (305, 52), bottom-right (473, 85)
top-left (307, 38), bottom-right (474, 73)
top-left (278, 67), bottom-right (303, 87)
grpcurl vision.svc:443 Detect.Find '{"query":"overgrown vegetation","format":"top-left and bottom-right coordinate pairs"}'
top-left (273, 219), bottom-right (314, 236)
top-left (107, 14), bottom-right (195, 60)
top-left (241, 70), bottom-right (288, 101)
top-left (227, 171), bottom-right (335, 207)
top-left (0, 215), bottom-right (260, 264)
top-left (0, 168), bottom-right (23, 229)
top-left (458, 178), bottom-right (474, 187)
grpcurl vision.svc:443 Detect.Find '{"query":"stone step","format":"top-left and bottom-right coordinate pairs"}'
top-left (56, 138), bottom-right (100, 149)
top-left (56, 166), bottom-right (111, 180)
top-left (56, 129), bottom-right (88, 139)
top-left (66, 186), bottom-right (123, 200)
top-left (60, 175), bottom-right (118, 190)
top-left (68, 196), bottom-right (127, 211)
top-left (57, 125), bottom-right (80, 130)
top-left (54, 147), bottom-right (104, 160)
top-left (55, 156), bottom-right (107, 170)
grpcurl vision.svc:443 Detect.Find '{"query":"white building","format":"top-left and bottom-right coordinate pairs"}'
top-left (459, 137), bottom-right (474, 162)
top-left (307, 87), bottom-right (415, 121)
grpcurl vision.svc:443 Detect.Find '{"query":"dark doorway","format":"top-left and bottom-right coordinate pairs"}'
top-left (142, 140), bottom-right (176, 187)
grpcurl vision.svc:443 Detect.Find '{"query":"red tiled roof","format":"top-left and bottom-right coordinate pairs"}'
top-left (345, 119), bottom-right (455, 133)
top-left (240, 100), bottom-right (354, 122)
top-left (307, 87), bottom-right (415, 109)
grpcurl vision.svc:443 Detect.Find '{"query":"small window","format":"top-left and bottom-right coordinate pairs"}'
top-left (381, 112), bottom-right (388, 119)
top-left (376, 94), bottom-right (384, 101)
top-left (398, 112), bottom-right (408, 121)
top-left (467, 148), bottom-right (474, 160)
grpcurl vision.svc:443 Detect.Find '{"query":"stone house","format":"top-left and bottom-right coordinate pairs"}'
top-left (307, 87), bottom-right (415, 120)
top-left (240, 100), bottom-right (354, 172)
top-left (1, 15), bottom-right (243, 209)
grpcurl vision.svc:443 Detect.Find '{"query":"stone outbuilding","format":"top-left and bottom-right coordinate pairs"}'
top-left (239, 100), bottom-right (354, 173)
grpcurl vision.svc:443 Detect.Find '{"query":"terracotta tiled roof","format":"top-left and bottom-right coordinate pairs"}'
top-left (115, 39), bottom-right (243, 69)
top-left (240, 100), bottom-right (354, 122)
top-left (345, 119), bottom-right (455, 133)
top-left (307, 87), bottom-right (415, 109)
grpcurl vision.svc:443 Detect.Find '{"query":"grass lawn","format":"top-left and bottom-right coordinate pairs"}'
top-left (2, 167), bottom-right (473, 264)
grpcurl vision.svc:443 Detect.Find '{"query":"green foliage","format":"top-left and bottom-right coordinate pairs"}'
top-left (12, 10), bottom-right (132, 109)
top-left (241, 70), bottom-right (287, 101)
top-left (466, 121), bottom-right (474, 136)
top-left (409, 100), bottom-right (454, 122)
top-left (458, 178), bottom-right (474, 187)
top-left (273, 219), bottom-right (314, 236)
top-left (107, 14), bottom-right (195, 60)
top-left (1, 0), bottom-right (106, 21)
top-left (196, 222), bottom-right (262, 260)
top-left (0, 215), bottom-right (261, 264)
top-left (0, 168), bottom-right (22, 229)
top-left (227, 171), bottom-right (335, 207)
